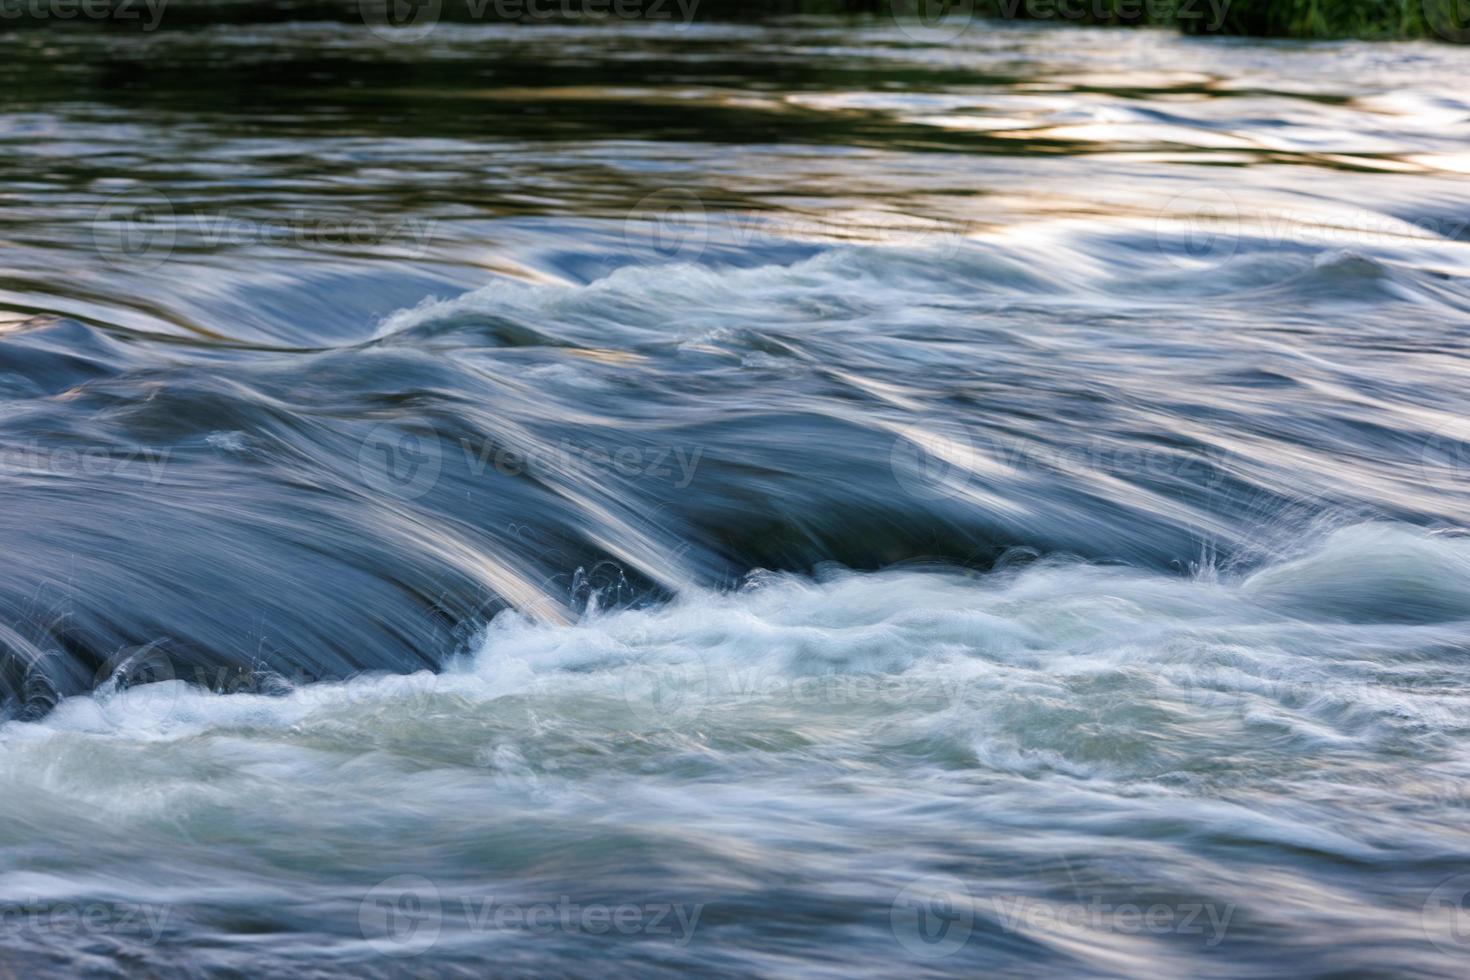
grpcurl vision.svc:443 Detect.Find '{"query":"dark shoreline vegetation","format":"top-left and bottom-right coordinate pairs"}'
top-left (2, 0), bottom-right (1467, 41)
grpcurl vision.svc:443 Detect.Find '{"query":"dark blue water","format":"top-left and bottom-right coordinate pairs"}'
top-left (2, 17), bottom-right (1470, 979)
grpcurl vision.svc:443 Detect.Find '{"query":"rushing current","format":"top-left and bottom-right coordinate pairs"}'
top-left (3, 15), bottom-right (1470, 978)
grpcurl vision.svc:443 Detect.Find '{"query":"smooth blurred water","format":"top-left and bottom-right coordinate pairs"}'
top-left (2, 17), bottom-right (1470, 979)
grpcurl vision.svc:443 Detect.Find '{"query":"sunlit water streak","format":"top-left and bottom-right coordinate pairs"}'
top-left (1, 18), bottom-right (1470, 978)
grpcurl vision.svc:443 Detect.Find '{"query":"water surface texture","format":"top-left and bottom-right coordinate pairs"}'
top-left (3, 19), bottom-right (1470, 978)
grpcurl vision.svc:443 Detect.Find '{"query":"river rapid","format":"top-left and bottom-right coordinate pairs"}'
top-left (2, 17), bottom-right (1470, 978)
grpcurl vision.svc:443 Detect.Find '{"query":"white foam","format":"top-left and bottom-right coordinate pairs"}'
top-left (7, 521), bottom-right (1468, 774)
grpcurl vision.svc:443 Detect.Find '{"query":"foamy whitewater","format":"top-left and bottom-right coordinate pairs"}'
top-left (2, 17), bottom-right (1470, 980)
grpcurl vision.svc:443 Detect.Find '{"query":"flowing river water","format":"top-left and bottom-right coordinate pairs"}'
top-left (2, 16), bottom-right (1470, 978)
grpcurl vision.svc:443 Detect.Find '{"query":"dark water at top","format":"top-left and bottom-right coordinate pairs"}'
top-left (2, 17), bottom-right (1470, 979)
